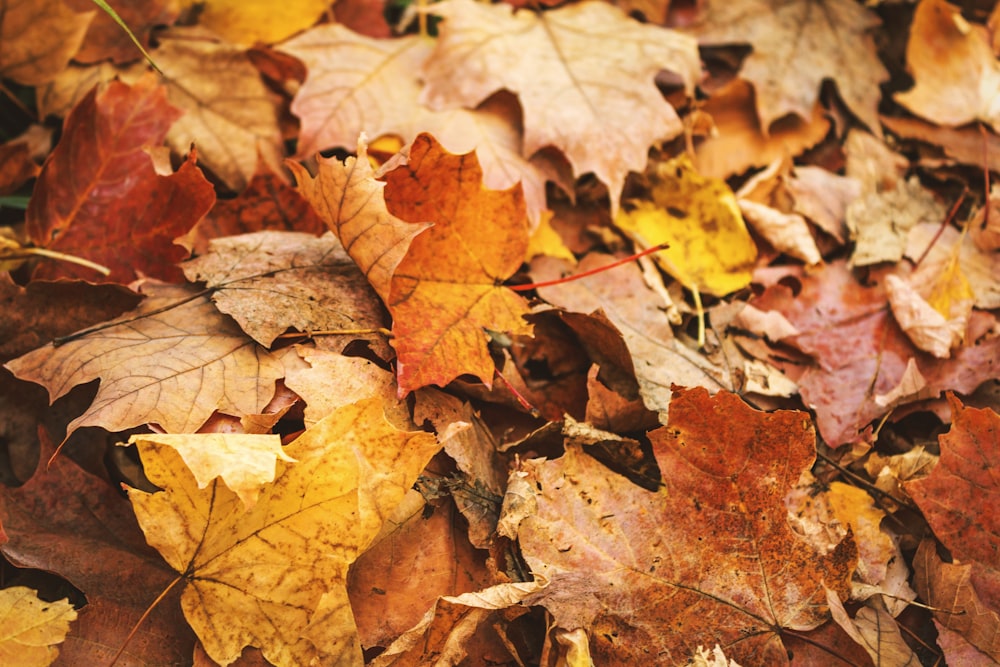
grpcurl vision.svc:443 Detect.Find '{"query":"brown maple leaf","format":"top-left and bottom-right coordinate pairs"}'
top-left (511, 387), bottom-right (857, 665)
top-left (383, 133), bottom-right (533, 394)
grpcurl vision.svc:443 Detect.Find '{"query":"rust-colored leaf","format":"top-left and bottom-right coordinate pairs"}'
top-left (511, 387), bottom-right (856, 665)
top-left (26, 74), bottom-right (215, 284)
top-left (383, 133), bottom-right (533, 394)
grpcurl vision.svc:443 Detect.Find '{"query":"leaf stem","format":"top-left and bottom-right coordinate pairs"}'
top-left (510, 242), bottom-right (669, 291)
top-left (107, 574), bottom-right (184, 667)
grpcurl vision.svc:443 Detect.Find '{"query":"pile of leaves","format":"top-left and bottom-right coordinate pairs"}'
top-left (2, 0), bottom-right (1000, 665)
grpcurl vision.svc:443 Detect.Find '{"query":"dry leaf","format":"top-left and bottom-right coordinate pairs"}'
top-left (895, 0), bottom-right (1000, 132)
top-left (512, 387), bottom-right (856, 665)
top-left (383, 134), bottom-right (532, 394)
top-left (0, 587), bottom-right (76, 667)
top-left (190, 0), bottom-right (330, 45)
top-left (127, 397), bottom-right (441, 667)
top-left (420, 0), bottom-right (700, 211)
top-left (0, 0), bottom-right (93, 86)
top-left (290, 136), bottom-right (429, 303)
top-left (6, 281), bottom-right (283, 437)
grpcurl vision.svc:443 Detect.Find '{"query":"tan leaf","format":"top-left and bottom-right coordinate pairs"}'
top-left (182, 231), bottom-right (387, 348)
top-left (895, 0), bottom-right (1000, 132)
top-left (847, 177), bottom-right (946, 266)
top-left (154, 29), bottom-right (285, 191)
top-left (0, 0), bottom-right (93, 86)
top-left (5, 281), bottom-right (283, 436)
top-left (290, 136), bottom-right (429, 303)
top-left (690, 0), bottom-right (887, 134)
top-left (420, 0), bottom-right (700, 212)
top-left (886, 274), bottom-right (968, 358)
top-left (283, 346), bottom-right (398, 426)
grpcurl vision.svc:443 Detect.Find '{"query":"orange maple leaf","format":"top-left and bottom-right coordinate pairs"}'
top-left (383, 133), bottom-right (532, 394)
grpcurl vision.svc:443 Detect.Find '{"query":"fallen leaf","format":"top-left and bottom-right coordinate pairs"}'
top-left (0, 142), bottom-right (38, 196)
top-left (190, 0), bottom-right (331, 45)
top-left (126, 433), bottom-right (294, 509)
top-left (290, 136), bottom-right (429, 303)
top-left (880, 114), bottom-right (1000, 174)
top-left (689, 0), bottom-right (887, 134)
top-left (126, 397), bottom-right (441, 667)
top-left (383, 133), bottom-right (532, 394)
top-left (895, 0), bottom-right (1000, 132)
top-left (0, 586), bottom-right (76, 667)
top-left (512, 387), bottom-right (856, 665)
top-left (907, 395), bottom-right (1000, 574)
top-left (185, 163), bottom-right (327, 255)
top-left (885, 273), bottom-right (968, 359)
top-left (825, 590), bottom-right (917, 666)
top-left (182, 231), bottom-right (388, 347)
top-left (420, 0), bottom-right (700, 211)
top-left (913, 539), bottom-right (1000, 661)
top-left (907, 222), bottom-right (1000, 310)
top-left (0, 0), bottom-right (93, 86)
top-left (736, 158), bottom-right (822, 265)
top-left (846, 176), bottom-right (945, 267)
top-left (154, 29), bottom-right (285, 191)
top-left (5, 281), bottom-right (283, 437)
top-left (616, 153), bottom-right (757, 296)
top-left (934, 619), bottom-right (999, 667)
top-left (785, 165), bottom-right (862, 244)
top-left (283, 346), bottom-right (398, 425)
top-left (26, 74), bottom-right (215, 284)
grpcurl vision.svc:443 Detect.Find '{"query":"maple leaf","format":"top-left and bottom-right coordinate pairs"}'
top-left (153, 29), bottom-right (285, 191)
top-left (690, 0), bottom-right (887, 134)
top-left (0, 435), bottom-right (195, 664)
top-left (280, 28), bottom-right (555, 224)
top-left (509, 387), bottom-right (857, 665)
top-left (693, 78), bottom-right (831, 180)
top-left (0, 0), bottom-right (93, 86)
top-left (290, 137), bottom-right (429, 304)
top-left (126, 397), bottom-right (441, 667)
top-left (907, 395), bottom-right (1000, 577)
top-left (5, 281), bottom-right (283, 437)
top-left (182, 230), bottom-right (388, 348)
top-left (0, 586), bottom-right (76, 666)
top-left (26, 74), bottom-right (215, 284)
top-left (895, 0), bottom-right (1000, 132)
top-left (419, 0), bottom-right (700, 211)
top-left (382, 133), bottom-right (533, 394)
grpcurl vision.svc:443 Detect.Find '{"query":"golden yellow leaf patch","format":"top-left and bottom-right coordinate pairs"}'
top-left (0, 587), bottom-right (76, 667)
top-left (126, 398), bottom-right (441, 667)
top-left (615, 154), bottom-right (757, 297)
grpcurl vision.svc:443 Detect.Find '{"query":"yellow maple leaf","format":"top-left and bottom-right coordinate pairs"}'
top-left (0, 586), bottom-right (76, 667)
top-left (126, 398), bottom-right (441, 667)
top-left (615, 154), bottom-right (757, 297)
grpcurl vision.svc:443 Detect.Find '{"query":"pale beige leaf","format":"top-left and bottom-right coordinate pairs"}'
top-left (284, 346), bottom-right (397, 426)
top-left (847, 177), bottom-right (946, 266)
top-left (886, 274), bottom-right (966, 358)
top-left (127, 433), bottom-right (294, 509)
top-left (420, 0), bottom-right (700, 212)
top-left (5, 281), bottom-right (283, 436)
top-left (280, 26), bottom-right (558, 225)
